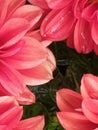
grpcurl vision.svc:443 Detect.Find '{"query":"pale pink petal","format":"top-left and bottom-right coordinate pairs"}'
top-left (0, 106), bottom-right (23, 129)
top-left (46, 48), bottom-right (56, 71)
top-left (0, 60), bottom-right (35, 105)
top-left (4, 37), bottom-right (48, 69)
top-left (19, 61), bottom-right (54, 85)
top-left (27, 0), bottom-right (49, 9)
top-left (27, 30), bottom-right (52, 47)
top-left (17, 87), bottom-right (36, 105)
top-left (14, 116), bottom-right (44, 130)
top-left (57, 112), bottom-right (97, 130)
top-left (81, 74), bottom-right (98, 99)
top-left (82, 98), bottom-right (98, 124)
top-left (41, 6), bottom-right (76, 41)
top-left (0, 18), bottom-right (29, 49)
top-left (10, 5), bottom-right (43, 29)
top-left (74, 18), bottom-right (93, 53)
top-left (46, 0), bottom-right (72, 9)
top-left (56, 89), bottom-right (82, 112)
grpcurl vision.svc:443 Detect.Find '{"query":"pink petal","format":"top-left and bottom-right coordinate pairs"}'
top-left (82, 2), bottom-right (98, 21)
top-left (10, 5), bottom-right (43, 29)
top-left (14, 116), bottom-right (44, 130)
top-left (56, 89), bottom-right (82, 112)
top-left (46, 0), bottom-right (72, 9)
top-left (57, 112), bottom-right (97, 130)
top-left (92, 20), bottom-right (98, 45)
top-left (4, 37), bottom-right (48, 69)
top-left (0, 106), bottom-right (23, 129)
top-left (82, 98), bottom-right (98, 124)
top-left (74, 18), bottom-right (93, 54)
top-left (0, 125), bottom-right (8, 130)
top-left (27, 0), bottom-right (49, 9)
top-left (0, 0), bottom-right (8, 26)
top-left (7, 0), bottom-right (26, 17)
top-left (0, 96), bottom-right (18, 115)
top-left (46, 48), bottom-right (56, 71)
top-left (0, 18), bottom-right (29, 49)
top-left (94, 43), bottom-right (98, 55)
top-left (0, 40), bottom-right (24, 57)
top-left (81, 74), bottom-right (98, 99)
top-left (0, 60), bottom-right (35, 105)
top-left (74, 0), bottom-right (87, 18)
top-left (19, 61), bottom-right (54, 85)
top-left (41, 6), bottom-right (76, 41)
top-left (17, 87), bottom-right (36, 105)
top-left (27, 30), bottom-right (52, 47)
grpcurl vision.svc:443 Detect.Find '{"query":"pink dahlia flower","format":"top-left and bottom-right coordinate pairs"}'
top-left (40, 0), bottom-right (76, 41)
top-left (0, 0), bottom-right (56, 104)
top-left (37, 0), bottom-right (98, 54)
top-left (56, 74), bottom-right (98, 130)
top-left (0, 96), bottom-right (44, 130)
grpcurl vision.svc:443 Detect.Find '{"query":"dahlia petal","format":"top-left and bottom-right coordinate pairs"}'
top-left (92, 21), bottom-right (98, 45)
top-left (81, 74), bottom-right (98, 99)
top-left (19, 61), bottom-right (53, 85)
top-left (4, 37), bottom-right (48, 69)
top-left (82, 2), bottom-right (98, 21)
top-left (0, 60), bottom-right (35, 105)
top-left (82, 98), bottom-right (98, 124)
top-left (41, 6), bottom-right (76, 41)
top-left (7, 0), bottom-right (26, 17)
top-left (56, 89), bottom-right (82, 112)
top-left (0, 125), bottom-right (8, 130)
top-left (46, 48), bottom-right (56, 71)
top-left (46, 0), bottom-right (72, 9)
top-left (14, 116), bottom-right (44, 130)
top-left (0, 0), bottom-right (8, 26)
top-left (27, 30), bottom-right (52, 47)
top-left (94, 43), bottom-right (98, 55)
top-left (74, 18), bottom-right (93, 53)
top-left (17, 87), bottom-right (36, 105)
top-left (0, 96), bottom-right (18, 114)
top-left (0, 106), bottom-right (23, 129)
top-left (57, 112), bottom-right (97, 130)
top-left (27, 0), bottom-right (49, 9)
top-left (0, 18), bottom-right (29, 49)
top-left (10, 5), bottom-right (43, 29)
top-left (74, 0), bottom-right (87, 18)
top-left (1, 40), bottom-right (24, 57)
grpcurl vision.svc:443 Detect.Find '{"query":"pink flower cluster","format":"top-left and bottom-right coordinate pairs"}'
top-left (56, 74), bottom-right (98, 130)
top-left (28, 0), bottom-right (98, 54)
top-left (0, 0), bottom-right (56, 129)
